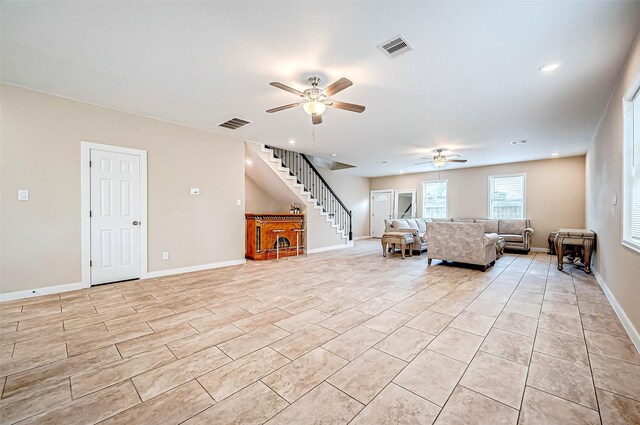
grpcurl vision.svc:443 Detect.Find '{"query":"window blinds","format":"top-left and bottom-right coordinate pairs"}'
top-left (422, 180), bottom-right (447, 218)
top-left (632, 89), bottom-right (640, 240)
top-left (489, 174), bottom-right (525, 219)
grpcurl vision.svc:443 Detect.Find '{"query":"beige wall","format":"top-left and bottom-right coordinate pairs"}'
top-left (1, 84), bottom-right (245, 294)
top-left (371, 156), bottom-right (586, 248)
top-left (586, 35), bottom-right (640, 332)
top-left (245, 175), bottom-right (287, 214)
top-left (316, 167), bottom-right (370, 238)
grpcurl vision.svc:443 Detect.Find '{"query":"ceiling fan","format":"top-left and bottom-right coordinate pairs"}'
top-left (414, 149), bottom-right (468, 167)
top-left (266, 76), bottom-right (366, 125)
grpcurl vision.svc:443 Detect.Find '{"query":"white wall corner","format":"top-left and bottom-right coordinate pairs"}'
top-left (593, 270), bottom-right (640, 354)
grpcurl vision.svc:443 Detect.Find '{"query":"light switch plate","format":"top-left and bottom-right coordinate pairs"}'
top-left (162, 252), bottom-right (169, 260)
top-left (18, 190), bottom-right (29, 201)
top-left (236, 199), bottom-right (241, 206)
top-left (190, 188), bottom-right (200, 195)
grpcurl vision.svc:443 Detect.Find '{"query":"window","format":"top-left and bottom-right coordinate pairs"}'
top-left (422, 180), bottom-right (447, 218)
top-left (623, 80), bottom-right (640, 252)
top-left (489, 174), bottom-right (526, 219)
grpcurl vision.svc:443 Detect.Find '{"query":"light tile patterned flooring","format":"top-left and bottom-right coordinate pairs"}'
top-left (1, 240), bottom-right (639, 424)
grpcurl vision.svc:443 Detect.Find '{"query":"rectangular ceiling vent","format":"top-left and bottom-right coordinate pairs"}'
top-left (219, 117), bottom-right (251, 130)
top-left (378, 35), bottom-right (414, 59)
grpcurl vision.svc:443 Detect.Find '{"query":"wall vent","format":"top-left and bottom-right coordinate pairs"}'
top-left (219, 117), bottom-right (251, 130)
top-left (378, 35), bottom-right (414, 58)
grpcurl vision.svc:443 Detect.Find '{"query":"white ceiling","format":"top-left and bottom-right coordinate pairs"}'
top-left (2, 1), bottom-right (639, 177)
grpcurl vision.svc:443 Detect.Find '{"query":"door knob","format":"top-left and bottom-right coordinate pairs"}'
top-left (132, 221), bottom-right (140, 226)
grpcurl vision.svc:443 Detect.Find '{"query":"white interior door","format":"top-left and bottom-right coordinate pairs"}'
top-left (371, 190), bottom-right (393, 238)
top-left (90, 149), bottom-right (141, 285)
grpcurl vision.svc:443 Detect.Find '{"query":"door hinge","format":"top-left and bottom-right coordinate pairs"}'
top-left (89, 160), bottom-right (92, 167)
top-left (89, 210), bottom-right (92, 217)
top-left (90, 260), bottom-right (93, 267)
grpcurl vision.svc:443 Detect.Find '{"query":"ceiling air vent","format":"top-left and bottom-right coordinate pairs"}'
top-left (219, 117), bottom-right (251, 130)
top-left (378, 35), bottom-right (414, 58)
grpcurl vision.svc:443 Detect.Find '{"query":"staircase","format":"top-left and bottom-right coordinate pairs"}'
top-left (262, 145), bottom-right (353, 241)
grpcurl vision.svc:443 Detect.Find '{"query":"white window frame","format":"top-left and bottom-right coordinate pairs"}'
top-left (622, 72), bottom-right (640, 254)
top-left (488, 173), bottom-right (526, 219)
top-left (422, 179), bottom-right (448, 219)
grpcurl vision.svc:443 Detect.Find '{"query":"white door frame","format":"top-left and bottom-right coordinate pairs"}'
top-left (370, 189), bottom-right (394, 237)
top-left (81, 141), bottom-right (148, 288)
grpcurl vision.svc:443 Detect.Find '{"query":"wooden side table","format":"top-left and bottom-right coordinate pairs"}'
top-left (382, 232), bottom-right (414, 259)
top-left (554, 228), bottom-right (596, 273)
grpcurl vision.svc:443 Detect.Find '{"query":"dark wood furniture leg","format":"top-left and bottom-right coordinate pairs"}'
top-left (583, 238), bottom-right (594, 273)
top-left (555, 235), bottom-right (565, 271)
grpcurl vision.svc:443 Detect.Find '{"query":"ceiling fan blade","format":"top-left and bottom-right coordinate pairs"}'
top-left (327, 100), bottom-right (366, 113)
top-left (270, 82), bottom-right (304, 97)
top-left (266, 103), bottom-right (302, 113)
top-left (414, 161), bottom-right (433, 165)
top-left (312, 114), bottom-right (323, 125)
top-left (323, 78), bottom-right (352, 97)
top-left (447, 159), bottom-right (468, 163)
top-left (447, 154), bottom-right (461, 158)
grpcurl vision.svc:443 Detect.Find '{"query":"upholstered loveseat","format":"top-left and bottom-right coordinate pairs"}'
top-left (426, 222), bottom-right (499, 271)
top-left (385, 217), bottom-right (533, 253)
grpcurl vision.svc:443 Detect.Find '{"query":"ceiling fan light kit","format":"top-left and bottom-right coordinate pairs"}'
top-left (267, 76), bottom-right (365, 125)
top-left (414, 148), bottom-right (468, 168)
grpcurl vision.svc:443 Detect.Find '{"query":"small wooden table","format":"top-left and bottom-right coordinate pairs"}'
top-left (382, 232), bottom-right (414, 259)
top-left (554, 228), bottom-right (596, 273)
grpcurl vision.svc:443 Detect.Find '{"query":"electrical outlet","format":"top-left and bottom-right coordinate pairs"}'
top-left (162, 252), bottom-right (169, 260)
top-left (236, 199), bottom-right (241, 206)
top-left (18, 189), bottom-right (29, 201)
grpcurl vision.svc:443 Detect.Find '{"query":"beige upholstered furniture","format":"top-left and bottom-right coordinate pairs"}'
top-left (432, 218), bottom-right (534, 253)
top-left (381, 232), bottom-right (414, 259)
top-left (426, 222), bottom-right (499, 271)
top-left (385, 217), bottom-right (534, 253)
top-left (384, 218), bottom-right (429, 254)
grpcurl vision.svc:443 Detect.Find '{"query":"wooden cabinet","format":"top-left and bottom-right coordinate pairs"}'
top-left (245, 213), bottom-right (305, 260)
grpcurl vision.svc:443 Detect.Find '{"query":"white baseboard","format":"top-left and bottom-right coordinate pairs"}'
top-left (354, 236), bottom-right (371, 240)
top-left (307, 241), bottom-right (354, 254)
top-left (145, 259), bottom-right (246, 279)
top-left (530, 247), bottom-right (549, 253)
top-left (0, 259), bottom-right (247, 303)
top-left (593, 270), bottom-right (640, 354)
top-left (0, 281), bottom-right (85, 302)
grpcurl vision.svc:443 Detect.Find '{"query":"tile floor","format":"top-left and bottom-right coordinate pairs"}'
top-left (1, 240), bottom-right (639, 424)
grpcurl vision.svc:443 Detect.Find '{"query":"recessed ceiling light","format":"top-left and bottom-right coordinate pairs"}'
top-left (551, 152), bottom-right (559, 156)
top-left (399, 170), bottom-right (404, 174)
top-left (539, 63), bottom-right (560, 73)
top-left (288, 140), bottom-right (296, 145)
top-left (331, 153), bottom-right (337, 157)
top-left (246, 159), bottom-right (253, 166)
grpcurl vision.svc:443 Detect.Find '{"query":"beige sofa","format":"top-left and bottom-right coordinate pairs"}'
top-left (386, 217), bottom-right (534, 253)
top-left (384, 218), bottom-right (429, 254)
top-left (426, 222), bottom-right (499, 271)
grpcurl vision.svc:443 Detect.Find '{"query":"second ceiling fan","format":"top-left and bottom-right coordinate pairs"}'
top-left (267, 77), bottom-right (365, 125)
top-left (414, 149), bottom-right (468, 167)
